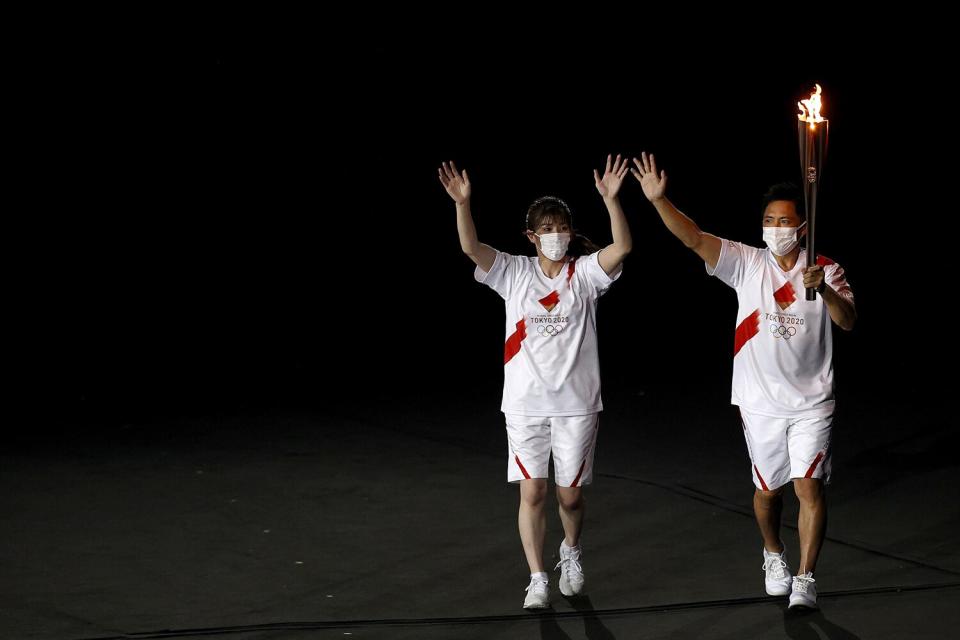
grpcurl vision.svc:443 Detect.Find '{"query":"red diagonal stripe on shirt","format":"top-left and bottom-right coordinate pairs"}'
top-left (538, 290), bottom-right (560, 311)
top-left (774, 281), bottom-right (796, 310)
top-left (503, 317), bottom-right (527, 364)
top-left (733, 309), bottom-right (761, 356)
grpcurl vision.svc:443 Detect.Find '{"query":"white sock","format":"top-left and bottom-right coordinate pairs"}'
top-left (561, 540), bottom-right (581, 553)
top-left (530, 571), bottom-right (548, 583)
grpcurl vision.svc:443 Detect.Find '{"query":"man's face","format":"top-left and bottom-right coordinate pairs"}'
top-left (762, 200), bottom-right (804, 229)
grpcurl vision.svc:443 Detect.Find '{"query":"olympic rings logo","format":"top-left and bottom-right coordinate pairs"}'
top-left (770, 324), bottom-right (797, 339)
top-left (537, 324), bottom-right (565, 337)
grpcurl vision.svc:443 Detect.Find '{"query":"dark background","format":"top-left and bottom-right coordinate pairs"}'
top-left (16, 27), bottom-right (953, 433)
top-left (5, 23), bottom-right (957, 639)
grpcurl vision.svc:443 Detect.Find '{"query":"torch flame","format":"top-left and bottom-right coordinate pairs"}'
top-left (797, 84), bottom-right (825, 127)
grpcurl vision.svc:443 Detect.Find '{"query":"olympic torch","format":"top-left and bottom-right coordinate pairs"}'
top-left (797, 84), bottom-right (829, 301)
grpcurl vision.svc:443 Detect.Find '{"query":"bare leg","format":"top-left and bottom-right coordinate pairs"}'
top-left (556, 485), bottom-right (584, 547)
top-left (518, 479), bottom-right (548, 572)
top-left (794, 478), bottom-right (827, 574)
top-left (753, 487), bottom-right (786, 553)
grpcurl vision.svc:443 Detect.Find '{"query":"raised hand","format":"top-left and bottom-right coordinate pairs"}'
top-left (594, 154), bottom-right (629, 200)
top-left (631, 151), bottom-right (667, 202)
top-left (438, 161), bottom-right (471, 204)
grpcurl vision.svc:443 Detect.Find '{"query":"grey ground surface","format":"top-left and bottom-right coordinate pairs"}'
top-left (3, 387), bottom-right (956, 639)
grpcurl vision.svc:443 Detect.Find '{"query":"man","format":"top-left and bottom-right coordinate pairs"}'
top-left (632, 152), bottom-right (856, 609)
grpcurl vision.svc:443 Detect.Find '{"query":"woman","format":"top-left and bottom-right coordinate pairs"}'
top-left (437, 155), bottom-right (632, 608)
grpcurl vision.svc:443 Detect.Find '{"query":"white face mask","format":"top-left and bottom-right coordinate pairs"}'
top-left (762, 223), bottom-right (806, 256)
top-left (535, 232), bottom-right (571, 261)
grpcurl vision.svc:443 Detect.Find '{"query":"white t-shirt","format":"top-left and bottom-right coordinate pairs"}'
top-left (707, 239), bottom-right (855, 417)
top-left (475, 250), bottom-right (621, 416)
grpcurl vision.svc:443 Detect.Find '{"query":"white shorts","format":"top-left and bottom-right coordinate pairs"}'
top-left (739, 408), bottom-right (832, 491)
top-left (505, 413), bottom-right (599, 487)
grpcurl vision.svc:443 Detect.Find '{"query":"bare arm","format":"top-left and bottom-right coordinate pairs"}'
top-left (439, 161), bottom-right (496, 272)
top-left (594, 154), bottom-right (633, 275)
top-left (632, 152), bottom-right (721, 269)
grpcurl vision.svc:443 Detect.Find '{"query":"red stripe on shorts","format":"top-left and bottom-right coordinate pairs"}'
top-left (804, 451), bottom-right (825, 478)
top-left (515, 455), bottom-right (531, 480)
top-left (754, 465), bottom-right (770, 491)
top-left (570, 459), bottom-right (587, 488)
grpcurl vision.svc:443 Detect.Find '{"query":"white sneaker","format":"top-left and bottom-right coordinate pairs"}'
top-left (762, 547), bottom-right (793, 596)
top-left (555, 542), bottom-right (585, 596)
top-left (523, 577), bottom-right (550, 609)
top-left (789, 572), bottom-right (818, 609)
